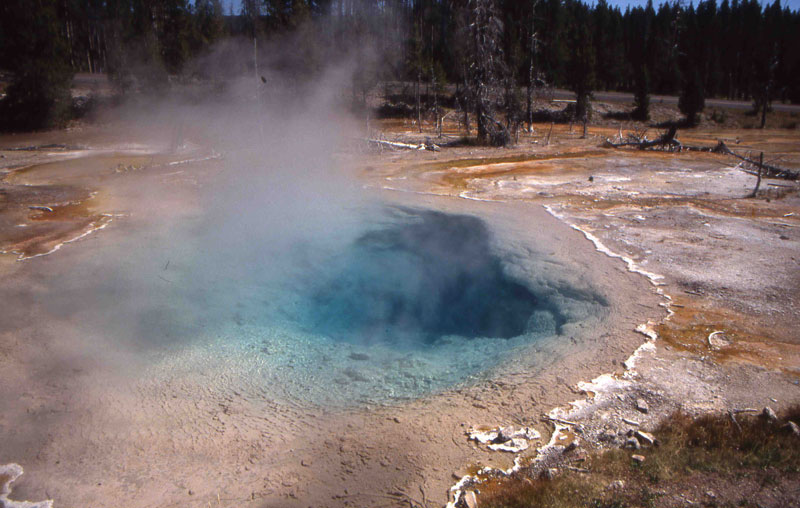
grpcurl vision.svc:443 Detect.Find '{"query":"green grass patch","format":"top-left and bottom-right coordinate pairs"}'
top-left (478, 406), bottom-right (800, 508)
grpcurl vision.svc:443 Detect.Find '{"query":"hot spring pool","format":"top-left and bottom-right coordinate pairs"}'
top-left (10, 196), bottom-right (609, 407)
top-left (94, 202), bottom-right (606, 407)
top-left (299, 207), bottom-right (563, 345)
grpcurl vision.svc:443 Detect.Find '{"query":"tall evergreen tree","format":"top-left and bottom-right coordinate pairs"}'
top-left (565, 1), bottom-right (595, 120)
top-left (633, 67), bottom-right (650, 121)
top-left (0, 0), bottom-right (73, 130)
top-left (2, 0), bottom-right (800, 132)
top-left (679, 69), bottom-right (705, 125)
top-left (677, 4), bottom-right (705, 125)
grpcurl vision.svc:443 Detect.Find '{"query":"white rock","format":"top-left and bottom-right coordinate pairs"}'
top-left (541, 468), bottom-right (558, 480)
top-left (624, 437), bottom-right (640, 450)
top-left (488, 437), bottom-right (529, 453)
top-left (467, 426), bottom-right (499, 445)
top-left (635, 431), bottom-right (656, 446)
top-left (782, 421), bottom-right (800, 436)
top-left (463, 490), bottom-right (478, 508)
top-left (468, 425), bottom-right (540, 452)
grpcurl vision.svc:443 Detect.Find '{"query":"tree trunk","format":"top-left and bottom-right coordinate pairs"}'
top-left (432, 66), bottom-right (441, 137)
top-left (253, 34), bottom-right (258, 83)
top-left (416, 71), bottom-right (422, 133)
top-left (526, 0), bottom-right (539, 132)
top-left (750, 152), bottom-right (764, 197)
top-left (477, 104), bottom-right (486, 143)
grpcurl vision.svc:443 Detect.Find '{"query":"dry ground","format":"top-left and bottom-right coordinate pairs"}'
top-left (358, 107), bottom-right (800, 506)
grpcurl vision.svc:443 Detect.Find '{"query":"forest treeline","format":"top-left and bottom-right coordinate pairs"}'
top-left (1, 0), bottom-right (798, 132)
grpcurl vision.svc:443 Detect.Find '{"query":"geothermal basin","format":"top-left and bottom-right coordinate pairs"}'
top-left (0, 130), bottom-right (662, 507)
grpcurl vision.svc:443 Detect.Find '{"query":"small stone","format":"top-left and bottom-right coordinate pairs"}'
top-left (781, 421), bottom-right (800, 436)
top-left (541, 468), bottom-right (558, 480)
top-left (635, 431), bottom-right (656, 446)
top-left (608, 480), bottom-right (625, 490)
top-left (624, 437), bottom-right (641, 450)
top-left (631, 454), bottom-right (645, 464)
top-left (706, 490), bottom-right (716, 499)
top-left (392, 417), bottom-right (401, 423)
top-left (622, 418), bottom-right (640, 426)
top-left (496, 426), bottom-right (515, 442)
top-left (599, 430), bottom-right (616, 442)
top-left (564, 440), bottom-right (579, 453)
top-left (301, 459), bottom-right (311, 467)
top-left (762, 407), bottom-right (778, 422)
top-left (635, 399), bottom-right (649, 414)
top-left (463, 490), bottom-right (479, 508)
top-left (188, 490), bottom-right (194, 496)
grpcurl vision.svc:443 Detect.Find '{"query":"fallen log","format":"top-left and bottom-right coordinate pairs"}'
top-left (714, 141), bottom-right (799, 181)
top-left (542, 415), bottom-right (578, 426)
top-left (603, 126), bottom-right (682, 151)
top-left (365, 138), bottom-right (439, 152)
top-left (604, 130), bottom-right (799, 181)
top-left (4, 143), bottom-right (77, 151)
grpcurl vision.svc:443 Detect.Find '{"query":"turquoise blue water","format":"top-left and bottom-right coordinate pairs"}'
top-left (18, 201), bottom-right (607, 407)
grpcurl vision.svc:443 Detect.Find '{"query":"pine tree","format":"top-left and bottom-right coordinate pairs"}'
top-left (678, 5), bottom-right (705, 125)
top-left (566, 2), bottom-right (595, 120)
top-left (0, 0), bottom-right (73, 131)
top-left (679, 69), bottom-right (705, 125)
top-left (632, 67), bottom-right (650, 121)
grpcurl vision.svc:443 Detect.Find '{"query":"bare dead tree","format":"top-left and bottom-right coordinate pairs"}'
top-left (415, 68), bottom-right (423, 133)
top-left (755, 54), bottom-right (778, 129)
top-left (504, 74), bottom-right (522, 144)
top-left (604, 126), bottom-right (682, 151)
top-left (750, 152), bottom-right (764, 197)
top-left (526, 0), bottom-right (540, 133)
top-left (242, 0), bottom-right (259, 83)
top-left (431, 63), bottom-right (442, 137)
top-left (456, 82), bottom-right (471, 135)
top-left (718, 143), bottom-right (799, 181)
top-left (463, 0), bottom-right (510, 146)
top-left (605, 131), bottom-right (799, 182)
top-left (581, 114), bottom-right (588, 139)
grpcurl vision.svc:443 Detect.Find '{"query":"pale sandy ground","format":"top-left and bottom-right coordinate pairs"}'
top-left (1, 118), bottom-right (799, 508)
